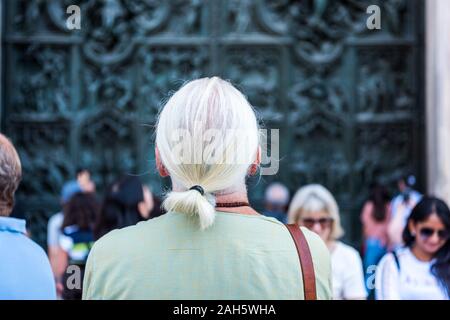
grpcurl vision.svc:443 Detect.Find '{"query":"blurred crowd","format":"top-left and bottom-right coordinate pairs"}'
top-left (46, 169), bottom-right (163, 299)
top-left (2, 135), bottom-right (449, 300)
top-left (263, 177), bottom-right (449, 300)
top-left (0, 77), bottom-right (449, 300)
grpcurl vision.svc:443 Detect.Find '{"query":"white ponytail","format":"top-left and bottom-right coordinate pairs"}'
top-left (155, 77), bottom-right (260, 230)
top-left (163, 189), bottom-right (216, 230)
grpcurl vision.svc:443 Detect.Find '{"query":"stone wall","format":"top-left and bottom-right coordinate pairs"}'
top-left (426, 0), bottom-right (450, 204)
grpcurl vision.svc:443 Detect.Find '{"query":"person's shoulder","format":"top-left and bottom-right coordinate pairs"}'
top-left (251, 214), bottom-right (289, 229)
top-left (299, 227), bottom-right (332, 299)
top-left (92, 214), bottom-right (169, 253)
top-left (262, 211), bottom-right (287, 222)
top-left (378, 248), bottom-right (405, 271)
top-left (391, 195), bottom-right (402, 205)
top-left (47, 212), bottom-right (63, 226)
top-left (300, 227), bottom-right (330, 260)
top-left (394, 247), bottom-right (411, 261)
top-left (360, 201), bottom-right (375, 223)
top-left (215, 211), bottom-right (288, 233)
top-left (363, 200), bottom-right (374, 210)
top-left (11, 235), bottom-right (55, 298)
top-left (301, 226), bottom-right (324, 245)
top-left (17, 234), bottom-right (52, 264)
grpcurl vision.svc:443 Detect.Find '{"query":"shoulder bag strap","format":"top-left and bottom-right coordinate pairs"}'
top-left (391, 250), bottom-right (401, 271)
top-left (285, 224), bottom-right (317, 300)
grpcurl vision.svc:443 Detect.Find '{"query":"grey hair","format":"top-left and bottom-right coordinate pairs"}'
top-left (0, 134), bottom-right (22, 216)
top-left (156, 77), bottom-right (260, 230)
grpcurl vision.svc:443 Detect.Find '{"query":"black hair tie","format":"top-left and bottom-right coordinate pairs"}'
top-left (189, 185), bottom-right (205, 196)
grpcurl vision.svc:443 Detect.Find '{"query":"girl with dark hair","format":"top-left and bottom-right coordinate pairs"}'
top-left (94, 176), bottom-right (154, 240)
top-left (59, 192), bottom-right (99, 300)
top-left (376, 196), bottom-right (450, 300)
top-left (360, 183), bottom-right (391, 296)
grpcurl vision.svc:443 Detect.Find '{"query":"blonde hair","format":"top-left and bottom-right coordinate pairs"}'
top-left (287, 184), bottom-right (344, 240)
top-left (155, 77), bottom-right (259, 229)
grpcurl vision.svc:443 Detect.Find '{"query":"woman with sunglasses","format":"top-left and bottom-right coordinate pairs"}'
top-left (288, 184), bottom-right (367, 300)
top-left (375, 196), bottom-right (450, 300)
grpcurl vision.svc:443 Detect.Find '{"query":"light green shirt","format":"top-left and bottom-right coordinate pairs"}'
top-left (83, 211), bottom-right (332, 299)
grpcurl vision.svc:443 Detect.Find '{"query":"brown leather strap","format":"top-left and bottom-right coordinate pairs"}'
top-left (215, 202), bottom-right (250, 208)
top-left (285, 224), bottom-right (317, 300)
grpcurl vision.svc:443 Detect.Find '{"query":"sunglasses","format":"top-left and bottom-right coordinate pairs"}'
top-left (301, 217), bottom-right (333, 229)
top-left (419, 227), bottom-right (450, 241)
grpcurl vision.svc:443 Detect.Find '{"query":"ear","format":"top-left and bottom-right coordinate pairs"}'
top-left (248, 146), bottom-right (261, 176)
top-left (408, 220), bottom-right (417, 237)
top-left (155, 147), bottom-right (169, 178)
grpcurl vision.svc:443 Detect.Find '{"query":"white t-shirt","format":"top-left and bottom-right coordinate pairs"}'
top-left (375, 248), bottom-right (448, 300)
top-left (47, 212), bottom-right (63, 248)
top-left (391, 191), bottom-right (422, 226)
top-left (389, 191), bottom-right (422, 249)
top-left (330, 241), bottom-right (367, 300)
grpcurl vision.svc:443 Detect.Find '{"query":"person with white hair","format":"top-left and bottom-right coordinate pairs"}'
top-left (288, 184), bottom-right (367, 300)
top-left (83, 77), bottom-right (332, 299)
top-left (263, 182), bottom-right (290, 223)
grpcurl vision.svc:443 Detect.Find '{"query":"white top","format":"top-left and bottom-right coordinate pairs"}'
top-left (375, 248), bottom-right (448, 300)
top-left (330, 241), bottom-right (367, 300)
top-left (47, 212), bottom-right (63, 248)
top-left (391, 191), bottom-right (422, 226)
top-left (389, 191), bottom-right (422, 250)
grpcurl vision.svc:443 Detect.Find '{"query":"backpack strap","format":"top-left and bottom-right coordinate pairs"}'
top-left (391, 250), bottom-right (401, 271)
top-left (285, 224), bottom-right (317, 300)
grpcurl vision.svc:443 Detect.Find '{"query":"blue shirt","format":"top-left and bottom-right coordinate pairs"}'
top-left (0, 217), bottom-right (56, 300)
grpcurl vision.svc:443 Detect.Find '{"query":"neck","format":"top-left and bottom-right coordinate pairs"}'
top-left (411, 244), bottom-right (434, 262)
top-left (0, 202), bottom-right (11, 217)
top-left (326, 240), bottom-right (336, 252)
top-left (215, 189), bottom-right (259, 216)
top-left (215, 190), bottom-right (248, 203)
top-left (171, 180), bottom-right (259, 216)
